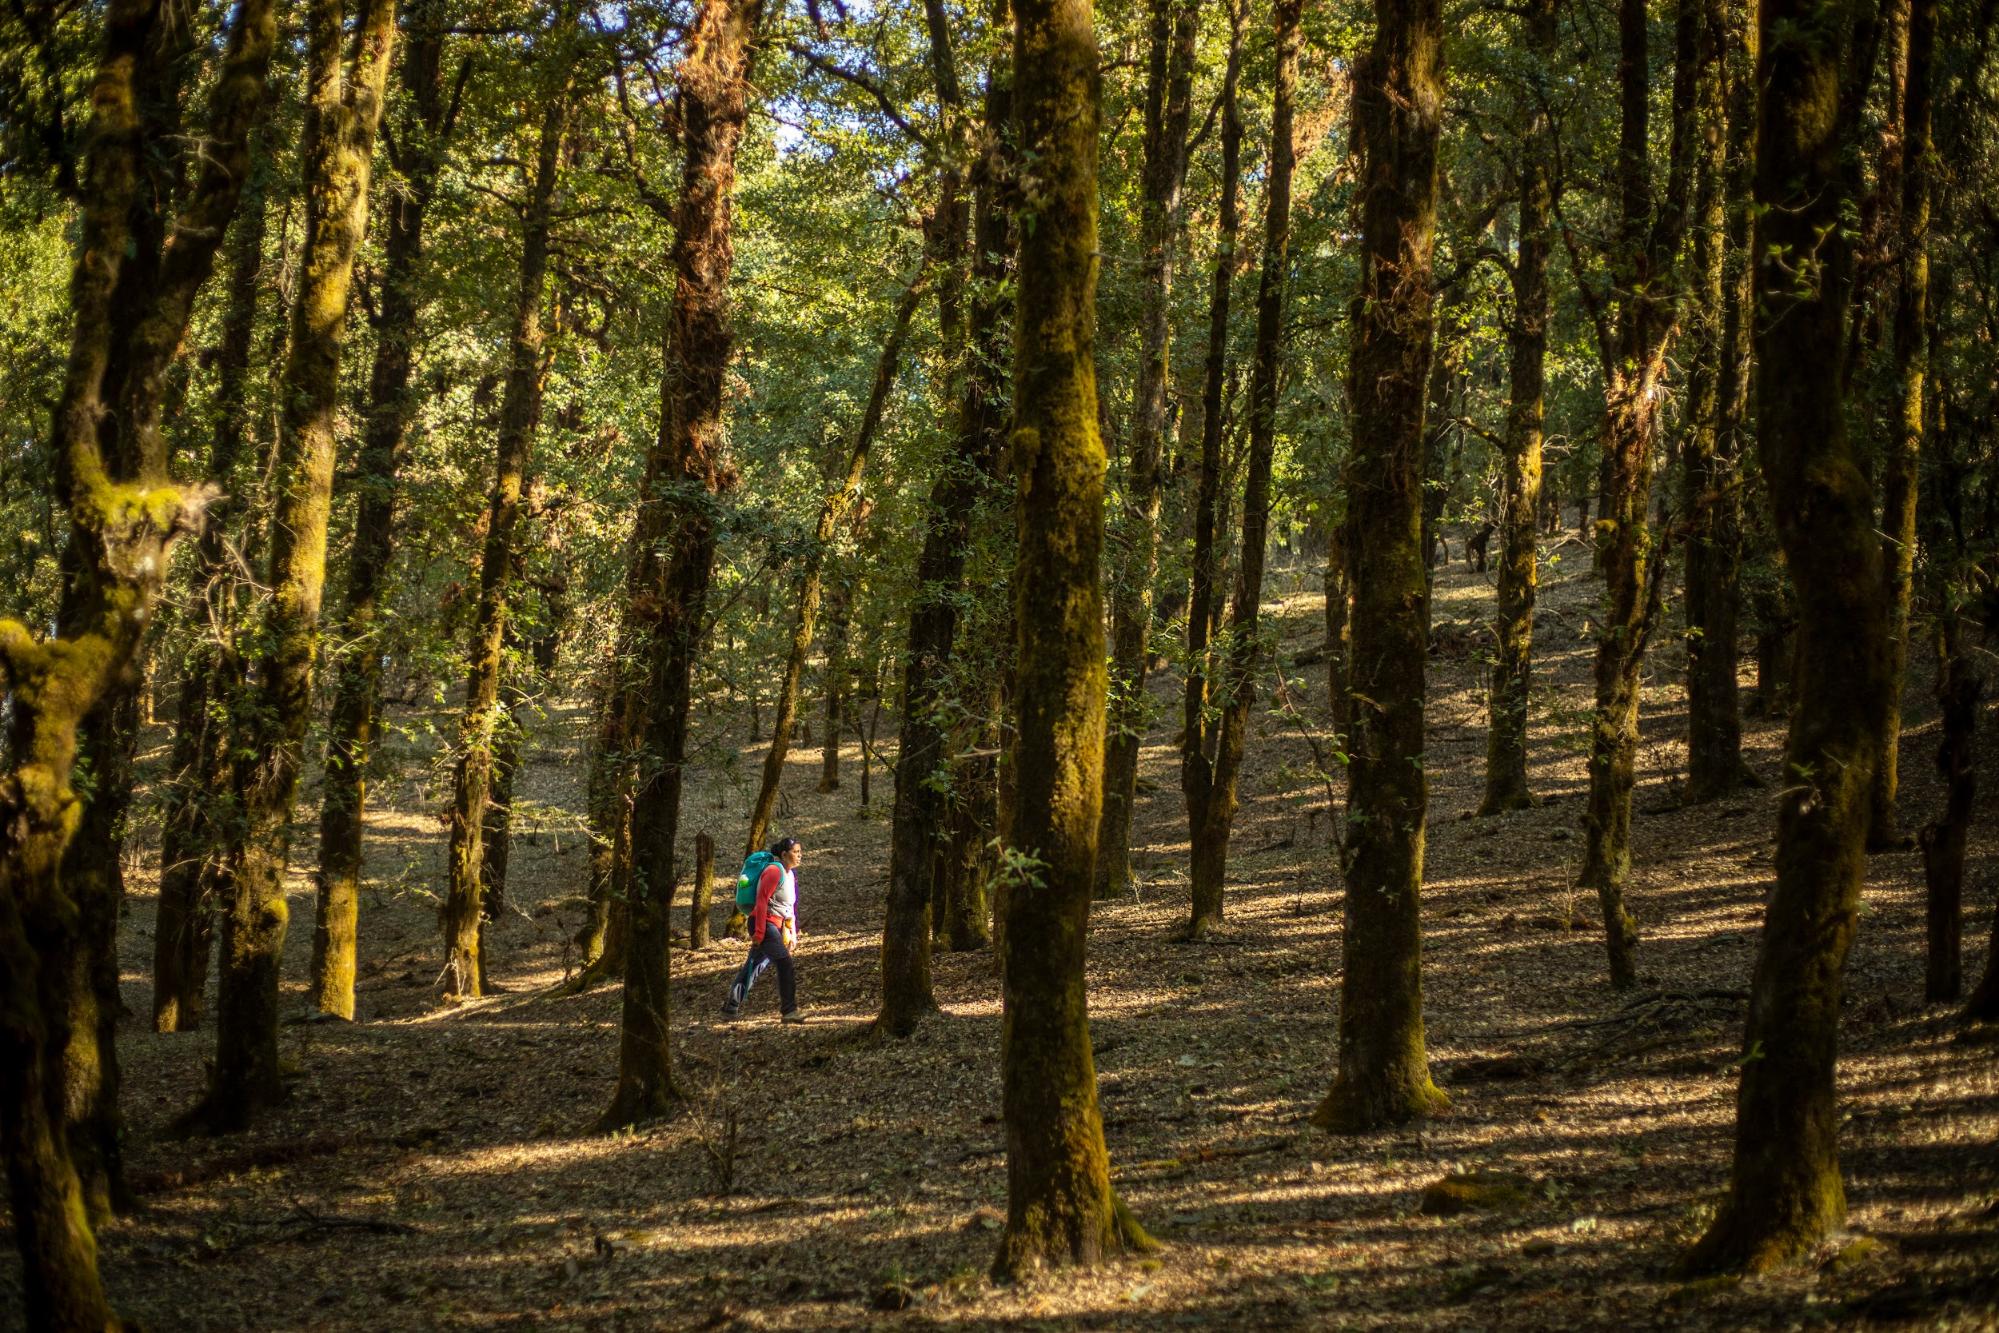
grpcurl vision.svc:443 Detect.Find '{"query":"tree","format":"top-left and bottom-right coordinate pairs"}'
top-left (1680, 0), bottom-right (1760, 803)
top-left (312, 4), bottom-right (463, 1020)
top-left (600, 0), bottom-right (764, 1129)
top-left (742, 265), bottom-right (927, 857)
top-left (1479, 0), bottom-right (1556, 816)
top-left (1685, 0), bottom-right (1890, 1273)
top-left (1183, 0), bottom-right (1299, 940)
top-left (200, 0), bottom-right (398, 1131)
top-left (991, 0), bottom-right (1152, 1277)
top-left (3, 0), bottom-right (276, 1313)
top-left (1312, 0), bottom-right (1449, 1134)
top-left (443, 62), bottom-right (572, 1001)
top-left (1095, 0), bottom-right (1197, 898)
top-left (1576, 0), bottom-right (1696, 990)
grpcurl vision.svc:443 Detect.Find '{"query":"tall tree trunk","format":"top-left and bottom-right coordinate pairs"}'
top-left (442, 81), bottom-right (568, 1000)
top-left (1095, 0), bottom-right (1198, 898)
top-left (878, 3), bottom-right (1016, 1033)
top-left (1312, 0), bottom-right (1448, 1134)
top-left (1920, 618), bottom-right (1976, 1001)
top-left (1681, 0), bottom-right (1758, 802)
top-left (743, 270), bottom-right (925, 854)
top-left (1480, 0), bottom-right (1555, 816)
top-left (1182, 0), bottom-right (1245, 904)
top-left (689, 831), bottom-right (715, 949)
top-left (992, 0), bottom-right (1151, 1275)
top-left (1685, 0), bottom-right (1888, 1272)
top-left (600, 0), bottom-right (761, 1129)
top-left (1871, 0), bottom-right (1931, 846)
top-left (154, 125), bottom-right (275, 1035)
top-left (4, 0), bottom-right (275, 1311)
top-left (1580, 0), bottom-right (1697, 991)
top-left (572, 657), bottom-right (634, 984)
top-left (203, 0), bottom-right (397, 1131)
top-left (311, 11), bottom-right (456, 1021)
top-left (1185, 0), bottom-right (1297, 940)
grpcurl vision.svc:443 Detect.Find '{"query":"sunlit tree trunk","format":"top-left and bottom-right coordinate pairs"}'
top-left (1480, 0), bottom-right (1554, 816)
top-left (600, 0), bottom-right (762, 1129)
top-left (992, 0), bottom-right (1152, 1275)
top-left (1685, 0), bottom-right (1889, 1272)
top-left (1096, 0), bottom-right (1198, 898)
top-left (204, 0), bottom-right (398, 1131)
top-left (442, 81), bottom-right (568, 999)
top-left (1580, 0), bottom-right (1696, 990)
top-left (1185, 0), bottom-right (1297, 939)
top-left (1312, 0), bottom-right (1448, 1134)
top-left (311, 11), bottom-right (456, 1020)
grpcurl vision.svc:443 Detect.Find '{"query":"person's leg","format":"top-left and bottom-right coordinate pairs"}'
top-left (761, 930), bottom-right (797, 1015)
top-left (724, 945), bottom-right (763, 1013)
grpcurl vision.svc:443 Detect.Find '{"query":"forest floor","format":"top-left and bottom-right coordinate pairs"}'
top-left (7, 553), bottom-right (1999, 1331)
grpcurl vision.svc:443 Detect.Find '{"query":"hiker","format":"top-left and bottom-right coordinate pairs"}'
top-left (721, 836), bottom-right (804, 1022)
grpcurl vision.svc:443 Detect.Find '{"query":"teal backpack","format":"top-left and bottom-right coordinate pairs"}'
top-left (734, 851), bottom-right (781, 912)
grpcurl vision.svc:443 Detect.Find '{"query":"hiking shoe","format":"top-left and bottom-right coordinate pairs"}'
top-left (781, 1010), bottom-right (805, 1025)
top-left (720, 1000), bottom-right (741, 1019)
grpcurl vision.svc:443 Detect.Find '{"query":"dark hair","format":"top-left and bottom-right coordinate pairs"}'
top-left (770, 836), bottom-right (801, 856)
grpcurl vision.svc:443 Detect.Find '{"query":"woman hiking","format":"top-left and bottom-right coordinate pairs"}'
top-left (721, 836), bottom-right (804, 1022)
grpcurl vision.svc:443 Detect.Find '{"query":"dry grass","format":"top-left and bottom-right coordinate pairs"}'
top-left (8, 554), bottom-right (1997, 1330)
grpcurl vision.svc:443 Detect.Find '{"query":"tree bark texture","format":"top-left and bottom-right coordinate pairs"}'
top-left (1685, 0), bottom-right (1889, 1272)
top-left (312, 12), bottom-right (455, 1020)
top-left (1312, 0), bottom-right (1449, 1135)
top-left (443, 83), bottom-right (568, 1000)
top-left (1095, 0), bottom-right (1198, 898)
top-left (1920, 618), bottom-right (1976, 1002)
top-left (992, 0), bottom-right (1152, 1276)
top-left (1580, 0), bottom-right (1696, 991)
top-left (1185, 0), bottom-right (1297, 940)
top-left (1480, 0), bottom-right (1554, 816)
top-left (601, 0), bottom-right (761, 1129)
top-left (744, 269), bottom-right (925, 856)
top-left (208, 0), bottom-right (397, 1131)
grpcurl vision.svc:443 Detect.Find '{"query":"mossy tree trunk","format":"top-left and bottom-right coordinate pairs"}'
top-left (1311, 0), bottom-right (1449, 1135)
top-left (3, 0), bottom-right (275, 1313)
top-left (1579, 0), bottom-right (1696, 991)
top-left (205, 0), bottom-right (398, 1132)
top-left (1871, 0), bottom-right (1932, 847)
top-left (600, 0), bottom-right (761, 1130)
top-left (1185, 0), bottom-right (1297, 940)
top-left (1479, 0), bottom-right (1554, 816)
top-left (992, 0), bottom-right (1152, 1276)
top-left (572, 657), bottom-right (635, 985)
top-left (744, 268), bottom-right (925, 856)
top-left (1095, 0), bottom-right (1198, 899)
top-left (1685, 0), bottom-right (1890, 1273)
top-left (311, 11), bottom-right (459, 1021)
top-left (1181, 0), bottom-right (1245, 916)
top-left (1680, 0), bottom-right (1759, 803)
top-left (443, 78), bottom-right (569, 1000)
